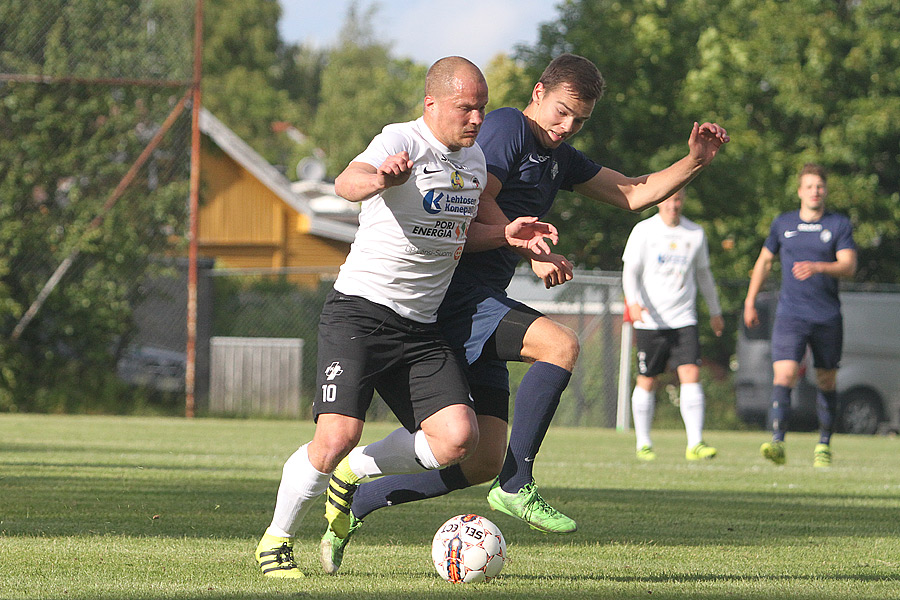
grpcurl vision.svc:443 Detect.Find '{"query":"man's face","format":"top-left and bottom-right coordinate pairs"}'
top-left (528, 82), bottom-right (595, 149)
top-left (658, 191), bottom-right (684, 226)
top-left (798, 173), bottom-right (827, 212)
top-left (425, 74), bottom-right (489, 152)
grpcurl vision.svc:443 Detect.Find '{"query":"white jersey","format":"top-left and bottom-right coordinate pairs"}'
top-left (622, 213), bottom-right (718, 330)
top-left (334, 117), bottom-right (487, 323)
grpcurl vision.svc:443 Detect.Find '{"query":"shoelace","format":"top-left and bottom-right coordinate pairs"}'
top-left (274, 542), bottom-right (298, 567)
top-left (520, 483), bottom-right (563, 518)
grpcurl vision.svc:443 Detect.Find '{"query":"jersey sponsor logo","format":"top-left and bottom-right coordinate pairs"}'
top-left (451, 170), bottom-right (463, 190)
top-left (454, 245), bottom-right (464, 260)
top-left (656, 253), bottom-right (690, 266)
top-left (784, 230), bottom-right (798, 238)
top-left (472, 176), bottom-right (480, 189)
top-left (423, 189), bottom-right (444, 214)
top-left (455, 222), bottom-right (467, 240)
top-left (423, 165), bottom-right (442, 174)
top-left (404, 244), bottom-right (454, 257)
top-left (797, 223), bottom-right (823, 232)
top-left (412, 218), bottom-right (457, 239)
top-left (528, 153), bottom-right (549, 163)
top-left (324, 362), bottom-right (344, 381)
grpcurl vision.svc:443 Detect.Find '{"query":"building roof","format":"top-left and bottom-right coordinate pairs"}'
top-left (198, 108), bottom-right (358, 243)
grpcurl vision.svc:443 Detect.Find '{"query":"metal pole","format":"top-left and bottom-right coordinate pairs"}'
top-left (185, 0), bottom-right (204, 418)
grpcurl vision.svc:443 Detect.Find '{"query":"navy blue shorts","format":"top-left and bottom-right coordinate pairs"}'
top-left (771, 315), bottom-right (843, 369)
top-left (313, 290), bottom-right (473, 432)
top-left (439, 282), bottom-right (543, 421)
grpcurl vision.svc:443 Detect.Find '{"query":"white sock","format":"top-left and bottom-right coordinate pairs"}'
top-left (267, 444), bottom-right (330, 538)
top-left (347, 428), bottom-right (441, 478)
top-left (631, 386), bottom-right (655, 450)
top-left (679, 382), bottom-right (705, 448)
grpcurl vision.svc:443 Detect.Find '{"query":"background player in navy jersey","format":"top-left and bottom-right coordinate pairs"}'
top-left (744, 163), bottom-right (857, 467)
top-left (320, 54), bottom-right (729, 573)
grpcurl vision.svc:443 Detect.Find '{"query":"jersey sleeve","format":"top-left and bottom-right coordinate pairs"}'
top-left (559, 145), bottom-right (602, 191)
top-left (763, 216), bottom-right (782, 255)
top-left (353, 128), bottom-right (413, 170)
top-left (834, 215), bottom-right (857, 252)
top-left (477, 108), bottom-right (525, 185)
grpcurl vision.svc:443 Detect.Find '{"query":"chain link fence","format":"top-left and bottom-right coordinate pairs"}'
top-left (204, 267), bottom-right (628, 427)
top-left (1, 1), bottom-right (195, 413)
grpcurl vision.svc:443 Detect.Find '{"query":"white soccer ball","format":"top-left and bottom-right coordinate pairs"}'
top-left (431, 513), bottom-right (507, 583)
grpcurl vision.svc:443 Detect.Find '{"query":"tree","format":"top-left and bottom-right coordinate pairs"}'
top-left (310, 2), bottom-right (426, 176)
top-left (0, 1), bottom-right (191, 411)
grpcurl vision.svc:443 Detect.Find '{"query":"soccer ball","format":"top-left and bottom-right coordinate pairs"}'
top-left (431, 514), bottom-right (507, 583)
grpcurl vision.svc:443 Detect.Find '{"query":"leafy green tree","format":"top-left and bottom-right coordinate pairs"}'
top-left (310, 2), bottom-right (426, 176)
top-left (0, 2), bottom-right (191, 411)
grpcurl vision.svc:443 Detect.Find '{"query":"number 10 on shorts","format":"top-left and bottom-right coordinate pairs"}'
top-left (321, 384), bottom-right (337, 402)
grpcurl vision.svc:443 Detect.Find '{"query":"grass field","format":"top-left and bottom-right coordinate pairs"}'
top-left (1, 414), bottom-right (899, 599)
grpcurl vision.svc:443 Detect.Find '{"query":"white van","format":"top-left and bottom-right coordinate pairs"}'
top-left (735, 290), bottom-right (900, 434)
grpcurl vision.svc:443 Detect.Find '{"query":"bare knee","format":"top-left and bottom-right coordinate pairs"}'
top-left (523, 318), bottom-right (580, 371)
top-left (422, 407), bottom-right (479, 466)
top-left (308, 415), bottom-right (363, 472)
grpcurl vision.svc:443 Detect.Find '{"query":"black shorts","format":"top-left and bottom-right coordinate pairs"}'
top-left (313, 290), bottom-right (473, 432)
top-left (634, 325), bottom-right (701, 378)
top-left (466, 304), bottom-right (543, 422)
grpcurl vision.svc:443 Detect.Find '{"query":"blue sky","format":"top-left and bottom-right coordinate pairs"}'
top-left (277, 0), bottom-right (561, 67)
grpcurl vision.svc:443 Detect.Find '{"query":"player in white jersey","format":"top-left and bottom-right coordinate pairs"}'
top-left (254, 56), bottom-right (558, 578)
top-left (622, 188), bottom-right (724, 461)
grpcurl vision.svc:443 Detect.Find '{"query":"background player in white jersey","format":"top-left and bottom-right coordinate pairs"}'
top-left (622, 188), bottom-right (724, 461)
top-left (744, 163), bottom-right (856, 467)
top-left (254, 56), bottom-right (557, 578)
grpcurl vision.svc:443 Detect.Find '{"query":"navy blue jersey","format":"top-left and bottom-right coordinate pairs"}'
top-left (764, 210), bottom-right (855, 323)
top-left (452, 107), bottom-right (603, 292)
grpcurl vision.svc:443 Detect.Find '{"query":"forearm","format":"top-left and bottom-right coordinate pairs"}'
top-left (696, 267), bottom-right (722, 316)
top-left (622, 261), bottom-right (643, 306)
top-left (334, 164), bottom-right (384, 202)
top-left (744, 258), bottom-right (771, 307)
top-left (465, 222), bottom-right (508, 252)
top-left (624, 155), bottom-right (706, 212)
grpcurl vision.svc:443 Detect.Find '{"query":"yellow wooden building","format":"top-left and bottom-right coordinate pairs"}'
top-left (198, 109), bottom-right (357, 283)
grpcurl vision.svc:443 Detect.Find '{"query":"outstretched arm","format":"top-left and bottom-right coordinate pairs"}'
top-left (573, 122), bottom-right (730, 212)
top-left (334, 152), bottom-right (415, 202)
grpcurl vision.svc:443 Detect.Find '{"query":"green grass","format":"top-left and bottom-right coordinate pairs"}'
top-left (1, 415), bottom-right (899, 599)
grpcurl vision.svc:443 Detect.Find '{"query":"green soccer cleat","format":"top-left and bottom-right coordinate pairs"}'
top-left (255, 532), bottom-right (304, 578)
top-left (324, 458), bottom-right (361, 539)
top-left (813, 443), bottom-right (832, 468)
top-left (685, 441), bottom-right (718, 461)
top-left (319, 513), bottom-right (363, 575)
top-left (760, 441), bottom-right (786, 465)
top-left (636, 445), bottom-right (657, 462)
top-left (486, 478), bottom-right (576, 534)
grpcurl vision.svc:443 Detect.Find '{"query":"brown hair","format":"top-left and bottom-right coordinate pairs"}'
top-left (538, 53), bottom-right (606, 101)
top-left (799, 163), bottom-right (827, 184)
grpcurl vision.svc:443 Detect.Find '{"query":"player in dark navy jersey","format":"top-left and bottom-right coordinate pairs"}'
top-left (744, 163), bottom-right (857, 467)
top-left (322, 55), bottom-right (728, 561)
